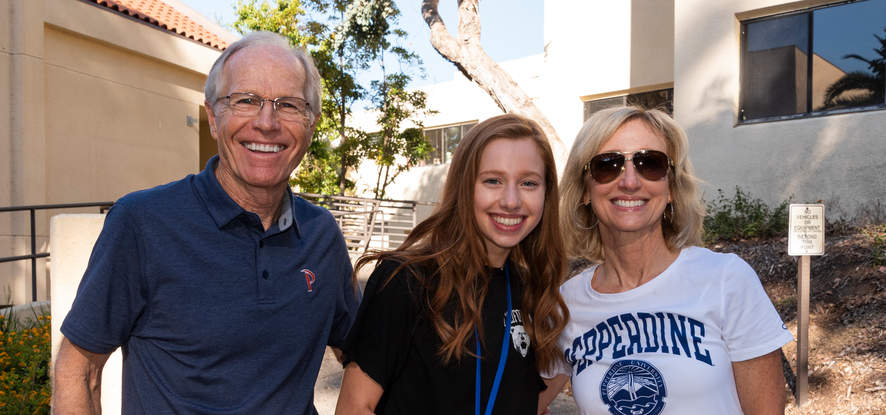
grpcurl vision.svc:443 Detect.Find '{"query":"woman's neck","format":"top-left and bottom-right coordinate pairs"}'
top-left (593, 228), bottom-right (679, 293)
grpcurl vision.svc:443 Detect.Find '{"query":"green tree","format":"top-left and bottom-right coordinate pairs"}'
top-left (234, 0), bottom-right (431, 198)
top-left (234, 0), bottom-right (365, 195)
top-left (340, 0), bottom-right (433, 199)
top-left (367, 73), bottom-right (433, 199)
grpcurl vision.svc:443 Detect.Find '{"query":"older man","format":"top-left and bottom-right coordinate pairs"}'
top-left (54, 32), bottom-right (358, 414)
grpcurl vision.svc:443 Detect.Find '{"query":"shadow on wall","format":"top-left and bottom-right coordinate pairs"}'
top-left (676, 2), bottom-right (885, 221)
top-left (392, 164), bottom-right (449, 223)
top-left (688, 77), bottom-right (882, 220)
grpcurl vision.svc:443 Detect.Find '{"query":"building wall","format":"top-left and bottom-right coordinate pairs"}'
top-left (674, 0), bottom-right (886, 218)
top-left (358, 0), bottom-right (676, 207)
top-left (350, 56), bottom-right (536, 205)
top-left (0, 0), bottom-right (222, 305)
top-left (543, 0), bottom-right (674, 147)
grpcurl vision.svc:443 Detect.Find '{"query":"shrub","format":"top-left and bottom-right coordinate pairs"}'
top-left (0, 310), bottom-right (51, 414)
top-left (862, 224), bottom-right (886, 267)
top-left (703, 187), bottom-right (790, 243)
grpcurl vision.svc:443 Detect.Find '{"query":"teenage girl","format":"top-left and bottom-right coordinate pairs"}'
top-left (335, 114), bottom-right (569, 415)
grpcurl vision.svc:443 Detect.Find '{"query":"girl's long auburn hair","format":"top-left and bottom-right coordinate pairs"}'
top-left (355, 114), bottom-right (569, 371)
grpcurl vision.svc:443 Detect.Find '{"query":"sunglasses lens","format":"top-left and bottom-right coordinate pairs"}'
top-left (634, 151), bottom-right (670, 181)
top-left (588, 153), bottom-right (625, 183)
top-left (587, 150), bottom-right (671, 183)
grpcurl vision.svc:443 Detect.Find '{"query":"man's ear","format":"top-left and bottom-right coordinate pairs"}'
top-left (308, 112), bottom-right (321, 136)
top-left (205, 100), bottom-right (219, 140)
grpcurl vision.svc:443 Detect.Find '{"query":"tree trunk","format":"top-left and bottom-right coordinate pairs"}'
top-left (337, 27), bottom-right (348, 196)
top-left (421, 0), bottom-right (566, 160)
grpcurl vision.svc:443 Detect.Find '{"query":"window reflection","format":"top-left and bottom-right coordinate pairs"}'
top-left (583, 88), bottom-right (673, 121)
top-left (740, 0), bottom-right (886, 122)
top-left (421, 122), bottom-right (477, 165)
top-left (742, 15), bottom-right (808, 119)
top-left (814, 0), bottom-right (886, 110)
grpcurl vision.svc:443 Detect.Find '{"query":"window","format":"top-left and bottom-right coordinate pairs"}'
top-left (740, 0), bottom-right (886, 122)
top-left (422, 122), bottom-right (477, 165)
top-left (583, 88), bottom-right (674, 121)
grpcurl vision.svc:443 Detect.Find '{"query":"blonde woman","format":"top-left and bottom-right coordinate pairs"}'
top-left (540, 107), bottom-right (792, 415)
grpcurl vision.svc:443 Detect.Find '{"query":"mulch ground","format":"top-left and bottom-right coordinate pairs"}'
top-left (712, 230), bottom-right (886, 414)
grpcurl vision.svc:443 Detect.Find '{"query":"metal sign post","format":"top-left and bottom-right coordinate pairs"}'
top-left (788, 204), bottom-right (825, 407)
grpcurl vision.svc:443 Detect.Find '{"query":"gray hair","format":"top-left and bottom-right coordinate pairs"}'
top-left (204, 31), bottom-right (322, 119)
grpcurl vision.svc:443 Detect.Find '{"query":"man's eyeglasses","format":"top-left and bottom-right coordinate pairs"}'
top-left (583, 149), bottom-right (673, 184)
top-left (218, 92), bottom-right (312, 123)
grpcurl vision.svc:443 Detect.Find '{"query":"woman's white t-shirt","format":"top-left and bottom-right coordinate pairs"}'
top-left (548, 246), bottom-right (793, 415)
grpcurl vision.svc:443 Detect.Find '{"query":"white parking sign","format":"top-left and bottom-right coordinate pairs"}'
top-left (788, 204), bottom-right (825, 256)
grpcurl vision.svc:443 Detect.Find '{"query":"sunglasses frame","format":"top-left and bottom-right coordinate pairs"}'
top-left (582, 149), bottom-right (674, 184)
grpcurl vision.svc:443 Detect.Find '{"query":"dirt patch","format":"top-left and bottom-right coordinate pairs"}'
top-left (712, 230), bottom-right (886, 414)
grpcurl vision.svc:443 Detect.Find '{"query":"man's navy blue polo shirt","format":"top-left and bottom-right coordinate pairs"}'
top-left (62, 156), bottom-right (359, 414)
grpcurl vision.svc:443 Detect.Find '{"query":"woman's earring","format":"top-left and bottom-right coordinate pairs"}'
top-left (575, 202), bottom-right (598, 230)
top-left (663, 203), bottom-right (675, 223)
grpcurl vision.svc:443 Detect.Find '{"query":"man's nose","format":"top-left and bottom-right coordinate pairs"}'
top-left (253, 100), bottom-right (280, 130)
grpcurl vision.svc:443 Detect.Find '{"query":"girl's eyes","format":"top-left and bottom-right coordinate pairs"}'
top-left (480, 178), bottom-right (541, 188)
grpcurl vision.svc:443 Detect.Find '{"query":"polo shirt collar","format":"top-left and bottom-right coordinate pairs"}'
top-left (194, 155), bottom-right (300, 235)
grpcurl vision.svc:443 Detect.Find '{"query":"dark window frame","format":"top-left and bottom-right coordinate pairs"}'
top-left (738, 0), bottom-right (886, 124)
top-left (421, 121), bottom-right (477, 165)
top-left (582, 88), bottom-right (674, 121)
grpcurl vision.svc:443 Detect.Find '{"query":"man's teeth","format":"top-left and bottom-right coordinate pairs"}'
top-left (244, 143), bottom-right (284, 153)
top-left (614, 199), bottom-right (645, 208)
top-left (493, 216), bottom-right (523, 226)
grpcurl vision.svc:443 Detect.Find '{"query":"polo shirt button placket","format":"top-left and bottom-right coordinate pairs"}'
top-left (257, 237), bottom-right (273, 303)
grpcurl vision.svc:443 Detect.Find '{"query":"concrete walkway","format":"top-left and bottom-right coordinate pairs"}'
top-left (314, 347), bottom-right (578, 415)
top-left (313, 347), bottom-right (579, 414)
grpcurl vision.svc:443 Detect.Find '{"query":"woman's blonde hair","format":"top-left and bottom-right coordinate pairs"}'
top-left (559, 106), bottom-right (705, 262)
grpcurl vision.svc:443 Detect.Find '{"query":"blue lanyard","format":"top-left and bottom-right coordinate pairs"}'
top-left (475, 263), bottom-right (512, 415)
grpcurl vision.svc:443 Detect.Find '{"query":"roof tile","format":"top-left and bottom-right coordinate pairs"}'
top-left (89, 0), bottom-right (231, 50)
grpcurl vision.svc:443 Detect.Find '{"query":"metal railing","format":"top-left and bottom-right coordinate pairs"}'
top-left (0, 202), bottom-right (113, 302)
top-left (0, 195), bottom-right (432, 302)
top-left (295, 193), bottom-right (436, 255)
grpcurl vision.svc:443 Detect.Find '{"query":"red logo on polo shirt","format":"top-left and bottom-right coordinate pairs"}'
top-left (301, 268), bottom-right (316, 292)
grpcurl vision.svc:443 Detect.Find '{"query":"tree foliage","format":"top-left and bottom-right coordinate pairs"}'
top-left (233, 0), bottom-right (431, 197)
top-left (339, 0), bottom-right (432, 199)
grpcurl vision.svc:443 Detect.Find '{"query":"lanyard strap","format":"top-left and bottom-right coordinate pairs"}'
top-left (475, 263), bottom-right (512, 415)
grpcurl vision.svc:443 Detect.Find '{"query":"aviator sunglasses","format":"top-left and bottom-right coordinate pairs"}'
top-left (583, 149), bottom-right (673, 184)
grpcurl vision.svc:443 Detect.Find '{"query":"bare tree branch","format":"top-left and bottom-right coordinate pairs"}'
top-left (421, 0), bottom-right (565, 159)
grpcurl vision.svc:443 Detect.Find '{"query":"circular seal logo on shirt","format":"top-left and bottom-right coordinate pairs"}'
top-left (599, 359), bottom-right (666, 415)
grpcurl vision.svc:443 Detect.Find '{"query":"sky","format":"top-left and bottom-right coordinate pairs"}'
top-left (176, 0), bottom-right (544, 86)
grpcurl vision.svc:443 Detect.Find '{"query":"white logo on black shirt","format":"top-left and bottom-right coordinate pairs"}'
top-left (507, 309), bottom-right (530, 357)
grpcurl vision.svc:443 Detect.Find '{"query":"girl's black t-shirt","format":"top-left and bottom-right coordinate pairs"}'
top-left (343, 259), bottom-right (544, 414)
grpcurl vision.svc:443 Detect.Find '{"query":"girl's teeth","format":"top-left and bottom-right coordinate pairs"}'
top-left (493, 216), bottom-right (522, 226)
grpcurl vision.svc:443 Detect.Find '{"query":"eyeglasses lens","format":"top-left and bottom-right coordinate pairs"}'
top-left (588, 150), bottom-right (670, 183)
top-left (227, 93), bottom-right (310, 122)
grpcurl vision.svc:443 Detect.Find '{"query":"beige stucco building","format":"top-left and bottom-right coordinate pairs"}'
top-left (363, 0), bottom-right (884, 227)
top-left (1, 0), bottom-right (235, 305)
top-left (674, 0), bottom-right (885, 218)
